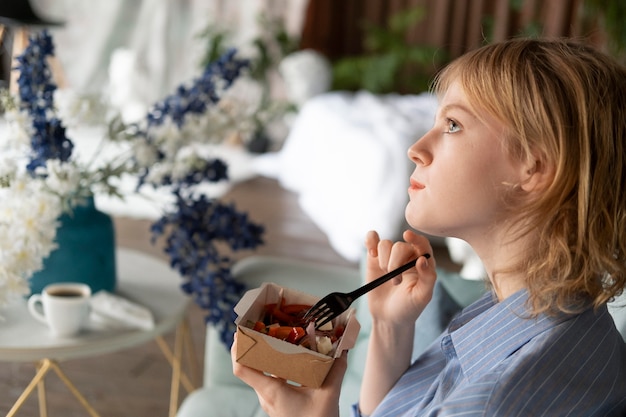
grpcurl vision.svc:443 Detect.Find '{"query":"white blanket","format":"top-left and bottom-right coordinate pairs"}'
top-left (256, 91), bottom-right (438, 262)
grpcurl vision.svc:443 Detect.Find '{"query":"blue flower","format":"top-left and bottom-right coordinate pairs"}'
top-left (145, 49), bottom-right (249, 130)
top-left (135, 49), bottom-right (249, 194)
top-left (141, 50), bottom-right (264, 349)
top-left (15, 30), bottom-right (74, 172)
top-left (155, 158), bottom-right (229, 189)
top-left (151, 192), bottom-right (264, 348)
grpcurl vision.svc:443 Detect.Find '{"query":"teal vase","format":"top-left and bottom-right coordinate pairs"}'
top-left (29, 197), bottom-right (117, 295)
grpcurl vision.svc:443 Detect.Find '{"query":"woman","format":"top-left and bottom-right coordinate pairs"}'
top-left (232, 38), bottom-right (626, 416)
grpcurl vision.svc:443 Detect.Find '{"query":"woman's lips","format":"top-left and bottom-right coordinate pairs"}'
top-left (408, 179), bottom-right (425, 192)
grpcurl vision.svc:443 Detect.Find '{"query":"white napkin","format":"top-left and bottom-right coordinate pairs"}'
top-left (89, 291), bottom-right (155, 331)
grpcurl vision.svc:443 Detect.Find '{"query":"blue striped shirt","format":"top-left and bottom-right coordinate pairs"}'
top-left (353, 290), bottom-right (626, 416)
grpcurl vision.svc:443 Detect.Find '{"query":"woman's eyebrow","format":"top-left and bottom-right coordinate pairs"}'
top-left (440, 103), bottom-right (476, 118)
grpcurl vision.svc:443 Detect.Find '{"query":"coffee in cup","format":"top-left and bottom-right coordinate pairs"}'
top-left (27, 283), bottom-right (91, 337)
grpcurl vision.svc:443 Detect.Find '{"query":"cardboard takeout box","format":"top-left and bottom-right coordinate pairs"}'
top-left (234, 282), bottom-right (360, 388)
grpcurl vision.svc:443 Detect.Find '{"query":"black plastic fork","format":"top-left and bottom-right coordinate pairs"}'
top-left (303, 253), bottom-right (431, 329)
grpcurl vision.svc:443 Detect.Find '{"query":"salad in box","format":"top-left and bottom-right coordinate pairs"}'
top-left (234, 282), bottom-right (360, 388)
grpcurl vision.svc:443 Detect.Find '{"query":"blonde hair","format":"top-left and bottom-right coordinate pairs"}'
top-left (434, 38), bottom-right (626, 316)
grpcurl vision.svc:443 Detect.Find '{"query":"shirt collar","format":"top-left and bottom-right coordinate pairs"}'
top-left (449, 290), bottom-right (569, 381)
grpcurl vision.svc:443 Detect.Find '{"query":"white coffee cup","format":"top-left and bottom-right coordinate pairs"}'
top-left (28, 283), bottom-right (92, 337)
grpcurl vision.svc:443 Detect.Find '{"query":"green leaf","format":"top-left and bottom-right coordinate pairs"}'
top-left (362, 54), bottom-right (401, 94)
top-left (332, 58), bottom-right (367, 91)
top-left (331, 5), bottom-right (446, 93)
top-left (388, 6), bottom-right (425, 33)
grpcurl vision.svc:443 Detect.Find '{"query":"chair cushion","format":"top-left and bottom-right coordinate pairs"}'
top-left (176, 386), bottom-right (265, 417)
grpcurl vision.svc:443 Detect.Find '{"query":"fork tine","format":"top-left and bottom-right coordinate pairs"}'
top-left (314, 314), bottom-right (334, 330)
top-left (303, 301), bottom-right (328, 321)
top-left (304, 301), bottom-right (341, 330)
top-left (304, 291), bottom-right (352, 328)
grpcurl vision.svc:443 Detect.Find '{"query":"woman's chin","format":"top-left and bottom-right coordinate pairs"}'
top-left (405, 217), bottom-right (449, 239)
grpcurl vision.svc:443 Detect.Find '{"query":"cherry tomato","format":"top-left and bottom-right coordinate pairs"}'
top-left (268, 326), bottom-right (293, 340)
top-left (252, 321), bottom-right (266, 332)
top-left (286, 326), bottom-right (306, 344)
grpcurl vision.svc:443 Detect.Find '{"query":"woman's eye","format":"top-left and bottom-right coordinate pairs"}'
top-left (445, 119), bottom-right (461, 133)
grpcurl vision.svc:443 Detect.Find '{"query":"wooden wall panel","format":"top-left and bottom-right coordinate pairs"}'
top-left (300, 0), bottom-right (595, 65)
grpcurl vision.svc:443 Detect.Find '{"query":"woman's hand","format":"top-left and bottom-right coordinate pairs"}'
top-left (358, 230), bottom-right (436, 414)
top-left (231, 332), bottom-right (348, 417)
top-left (364, 229), bottom-right (437, 326)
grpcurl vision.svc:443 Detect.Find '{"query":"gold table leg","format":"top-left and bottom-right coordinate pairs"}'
top-left (36, 361), bottom-right (48, 417)
top-left (7, 358), bottom-right (101, 417)
top-left (7, 317), bottom-right (198, 416)
top-left (155, 317), bottom-right (200, 417)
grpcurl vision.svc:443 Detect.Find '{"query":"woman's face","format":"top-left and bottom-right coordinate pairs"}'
top-left (406, 81), bottom-right (525, 242)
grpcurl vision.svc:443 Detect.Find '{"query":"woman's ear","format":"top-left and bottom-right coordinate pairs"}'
top-left (519, 156), bottom-right (555, 192)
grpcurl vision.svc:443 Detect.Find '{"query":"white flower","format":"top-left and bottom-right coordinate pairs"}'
top-left (171, 153), bottom-right (203, 182)
top-left (0, 175), bottom-right (62, 306)
top-left (132, 138), bottom-right (159, 168)
top-left (2, 108), bottom-right (32, 150)
top-left (0, 268), bottom-right (31, 306)
top-left (54, 89), bottom-right (109, 126)
top-left (0, 156), bottom-right (18, 180)
top-left (143, 162), bottom-right (172, 186)
top-left (41, 159), bottom-right (83, 198)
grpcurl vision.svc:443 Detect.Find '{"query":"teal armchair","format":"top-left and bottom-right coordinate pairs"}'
top-left (176, 254), bottom-right (489, 417)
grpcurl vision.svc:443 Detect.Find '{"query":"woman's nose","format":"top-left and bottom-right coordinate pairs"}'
top-left (408, 133), bottom-right (432, 166)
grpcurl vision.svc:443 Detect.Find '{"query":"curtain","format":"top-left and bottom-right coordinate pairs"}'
top-left (23, 0), bottom-right (308, 102)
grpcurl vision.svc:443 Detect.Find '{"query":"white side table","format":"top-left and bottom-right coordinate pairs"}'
top-left (0, 248), bottom-right (198, 417)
